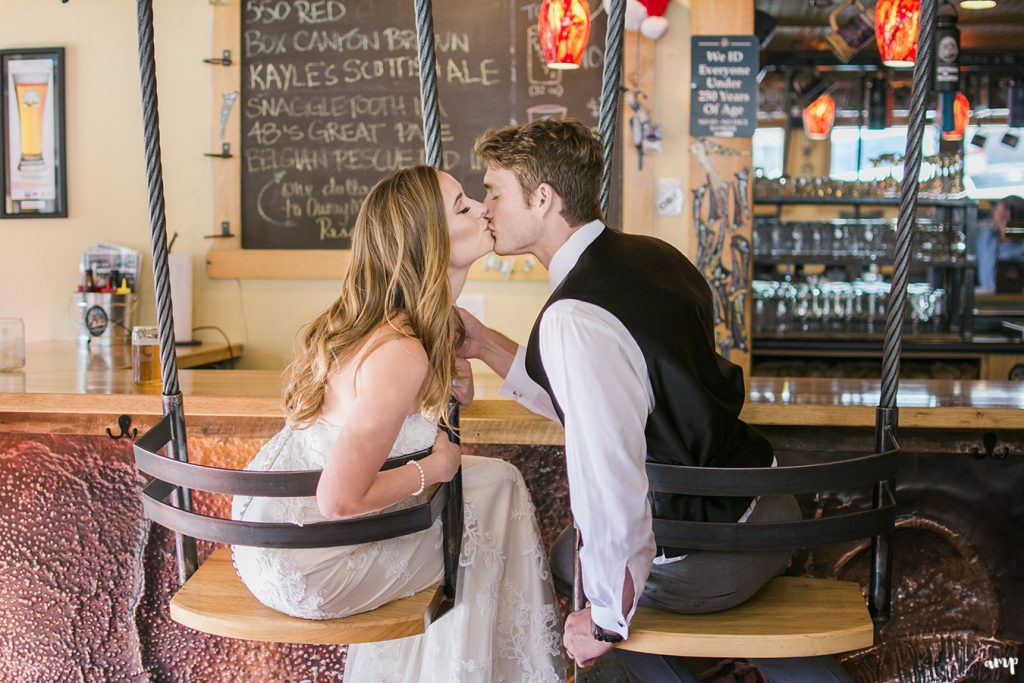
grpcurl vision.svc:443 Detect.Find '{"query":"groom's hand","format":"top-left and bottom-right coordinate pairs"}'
top-left (564, 607), bottom-right (615, 668)
top-left (456, 306), bottom-right (518, 379)
top-left (456, 307), bottom-right (486, 359)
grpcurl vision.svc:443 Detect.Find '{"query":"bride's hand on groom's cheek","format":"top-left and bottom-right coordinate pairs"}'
top-left (452, 358), bottom-right (474, 409)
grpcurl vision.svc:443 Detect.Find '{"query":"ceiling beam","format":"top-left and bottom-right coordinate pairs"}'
top-left (762, 50), bottom-right (1024, 71)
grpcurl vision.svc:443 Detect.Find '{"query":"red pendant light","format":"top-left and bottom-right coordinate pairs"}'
top-left (803, 93), bottom-right (836, 141)
top-left (940, 92), bottom-right (970, 141)
top-left (875, 0), bottom-right (921, 67)
top-left (538, 0), bottom-right (591, 70)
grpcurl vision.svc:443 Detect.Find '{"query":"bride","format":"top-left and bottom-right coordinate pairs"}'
top-left (231, 165), bottom-right (566, 682)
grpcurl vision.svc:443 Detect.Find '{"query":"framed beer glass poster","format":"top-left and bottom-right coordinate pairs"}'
top-left (0, 48), bottom-right (67, 218)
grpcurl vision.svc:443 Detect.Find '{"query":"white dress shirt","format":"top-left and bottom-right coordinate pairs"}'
top-left (502, 221), bottom-right (770, 639)
top-left (501, 220), bottom-right (656, 639)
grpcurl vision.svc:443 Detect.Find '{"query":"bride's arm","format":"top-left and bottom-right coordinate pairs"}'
top-left (315, 337), bottom-right (461, 519)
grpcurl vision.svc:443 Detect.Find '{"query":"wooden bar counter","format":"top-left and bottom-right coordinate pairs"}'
top-left (1, 342), bottom-right (1022, 682)
top-left (3, 340), bottom-right (1023, 440)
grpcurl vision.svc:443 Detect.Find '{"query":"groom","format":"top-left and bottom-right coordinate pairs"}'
top-left (458, 119), bottom-right (851, 682)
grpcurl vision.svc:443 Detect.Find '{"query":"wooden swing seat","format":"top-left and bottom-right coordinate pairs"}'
top-left (170, 548), bottom-right (442, 644)
top-left (576, 446), bottom-right (898, 663)
top-left (618, 576), bottom-right (874, 658)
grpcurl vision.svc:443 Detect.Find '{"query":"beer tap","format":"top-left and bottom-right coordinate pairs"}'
top-left (734, 169), bottom-right (750, 228)
top-left (712, 268), bottom-right (731, 328)
top-left (706, 175), bottom-right (720, 223)
top-left (693, 185), bottom-right (711, 273)
top-left (717, 184), bottom-right (731, 234)
top-left (729, 235), bottom-right (752, 352)
top-left (716, 330), bottom-right (733, 360)
top-left (730, 234), bottom-right (751, 293)
top-left (626, 90), bottom-right (650, 171)
top-left (730, 293), bottom-right (749, 352)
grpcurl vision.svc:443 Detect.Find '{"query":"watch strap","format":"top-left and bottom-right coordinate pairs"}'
top-left (591, 620), bottom-right (625, 643)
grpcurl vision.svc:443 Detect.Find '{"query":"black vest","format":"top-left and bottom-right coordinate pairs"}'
top-left (525, 228), bottom-right (773, 553)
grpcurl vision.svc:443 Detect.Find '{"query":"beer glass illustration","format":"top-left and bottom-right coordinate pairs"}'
top-left (527, 104), bottom-right (568, 122)
top-left (12, 70), bottom-right (49, 172)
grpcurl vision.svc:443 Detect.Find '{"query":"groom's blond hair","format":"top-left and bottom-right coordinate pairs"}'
top-left (474, 119), bottom-right (603, 227)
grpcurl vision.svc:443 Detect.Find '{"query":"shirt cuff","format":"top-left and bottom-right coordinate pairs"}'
top-left (498, 346), bottom-right (560, 422)
top-left (498, 346), bottom-right (530, 402)
top-left (590, 604), bottom-right (631, 640)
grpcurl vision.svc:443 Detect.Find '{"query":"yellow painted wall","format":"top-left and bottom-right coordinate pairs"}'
top-left (1, 0), bottom-right (693, 370)
top-left (647, 1), bottom-right (692, 257)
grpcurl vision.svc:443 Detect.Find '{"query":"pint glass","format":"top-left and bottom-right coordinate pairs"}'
top-left (131, 326), bottom-right (161, 387)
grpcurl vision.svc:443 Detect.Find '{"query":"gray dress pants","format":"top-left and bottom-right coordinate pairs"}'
top-left (550, 495), bottom-right (853, 683)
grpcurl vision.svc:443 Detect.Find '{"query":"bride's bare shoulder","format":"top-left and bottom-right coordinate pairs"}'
top-left (322, 326), bottom-right (427, 422)
top-left (346, 324), bottom-right (427, 387)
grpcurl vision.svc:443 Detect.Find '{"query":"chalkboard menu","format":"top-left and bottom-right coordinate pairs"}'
top-left (241, 0), bottom-right (615, 250)
top-left (689, 35), bottom-right (758, 139)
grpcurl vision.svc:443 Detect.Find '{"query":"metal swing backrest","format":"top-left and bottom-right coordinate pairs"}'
top-left (616, 446), bottom-right (899, 659)
top-left (133, 403), bottom-right (464, 628)
top-left (130, 0), bottom-right (463, 633)
top-left (645, 444), bottom-right (897, 556)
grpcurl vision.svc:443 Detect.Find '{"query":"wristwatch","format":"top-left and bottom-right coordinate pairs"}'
top-left (591, 620), bottom-right (624, 643)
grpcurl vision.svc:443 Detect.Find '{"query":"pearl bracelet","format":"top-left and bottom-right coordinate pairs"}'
top-left (407, 460), bottom-right (426, 496)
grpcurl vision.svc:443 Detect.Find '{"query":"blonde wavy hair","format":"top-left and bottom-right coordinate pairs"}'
top-left (283, 165), bottom-right (462, 429)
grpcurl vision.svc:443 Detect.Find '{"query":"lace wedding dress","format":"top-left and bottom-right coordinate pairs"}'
top-left (231, 414), bottom-right (566, 682)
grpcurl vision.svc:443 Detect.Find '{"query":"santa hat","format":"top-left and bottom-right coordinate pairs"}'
top-left (604, 0), bottom-right (670, 40)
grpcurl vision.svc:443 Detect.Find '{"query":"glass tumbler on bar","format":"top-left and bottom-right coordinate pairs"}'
top-left (132, 326), bottom-right (161, 387)
top-left (0, 318), bottom-right (26, 371)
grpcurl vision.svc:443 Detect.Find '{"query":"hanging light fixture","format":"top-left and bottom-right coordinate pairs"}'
top-left (960, 0), bottom-right (996, 9)
top-left (803, 93), bottom-right (837, 141)
top-left (875, 0), bottom-right (921, 67)
top-left (939, 91), bottom-right (970, 140)
top-left (538, 0), bottom-right (591, 70)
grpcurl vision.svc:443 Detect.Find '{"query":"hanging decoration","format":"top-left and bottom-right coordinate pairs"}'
top-left (603, 0), bottom-right (671, 40)
top-left (824, 0), bottom-right (876, 63)
top-left (803, 93), bottom-right (837, 140)
top-left (538, 0), bottom-right (592, 69)
top-left (938, 91), bottom-right (969, 140)
top-left (875, 0), bottom-right (921, 67)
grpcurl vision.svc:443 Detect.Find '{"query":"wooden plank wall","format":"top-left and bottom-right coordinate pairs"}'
top-left (689, 0), bottom-right (754, 377)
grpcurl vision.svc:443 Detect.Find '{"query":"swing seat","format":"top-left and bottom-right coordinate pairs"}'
top-left (620, 576), bottom-right (874, 658)
top-left (134, 410), bottom-right (464, 645)
top-left (170, 548), bottom-right (444, 644)
top-left (575, 442), bottom-right (898, 661)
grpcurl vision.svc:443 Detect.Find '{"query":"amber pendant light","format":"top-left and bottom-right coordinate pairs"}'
top-left (875, 0), bottom-right (921, 67)
top-left (803, 93), bottom-right (837, 140)
top-left (538, 0), bottom-right (592, 69)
